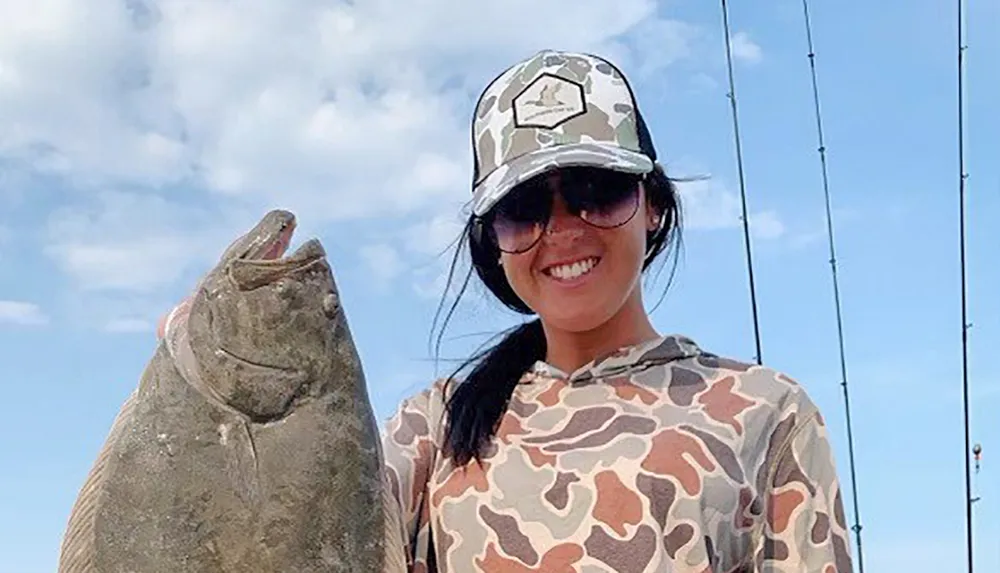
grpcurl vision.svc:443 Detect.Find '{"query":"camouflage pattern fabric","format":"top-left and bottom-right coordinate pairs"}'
top-left (382, 335), bottom-right (855, 572)
top-left (470, 50), bottom-right (655, 217)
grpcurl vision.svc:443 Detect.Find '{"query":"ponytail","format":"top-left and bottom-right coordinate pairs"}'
top-left (443, 318), bottom-right (546, 466)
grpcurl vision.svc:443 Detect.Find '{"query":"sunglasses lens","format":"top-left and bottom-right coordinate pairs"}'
top-left (492, 217), bottom-right (544, 253)
top-left (489, 179), bottom-right (549, 253)
top-left (568, 170), bottom-right (640, 228)
top-left (484, 167), bottom-right (642, 253)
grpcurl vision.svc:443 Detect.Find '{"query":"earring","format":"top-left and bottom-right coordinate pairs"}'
top-left (648, 213), bottom-right (663, 232)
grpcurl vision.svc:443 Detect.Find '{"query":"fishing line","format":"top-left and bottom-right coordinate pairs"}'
top-left (719, 0), bottom-right (764, 365)
top-left (956, 0), bottom-right (974, 569)
top-left (798, 1), bottom-right (865, 569)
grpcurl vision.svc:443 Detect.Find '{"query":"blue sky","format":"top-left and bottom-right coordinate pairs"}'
top-left (1, 0), bottom-right (997, 571)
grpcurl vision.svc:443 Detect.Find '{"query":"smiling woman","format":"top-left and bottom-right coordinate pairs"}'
top-left (382, 49), bottom-right (856, 572)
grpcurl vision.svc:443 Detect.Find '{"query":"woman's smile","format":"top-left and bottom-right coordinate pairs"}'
top-left (539, 255), bottom-right (602, 286)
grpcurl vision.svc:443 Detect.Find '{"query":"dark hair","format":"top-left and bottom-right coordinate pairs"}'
top-left (429, 164), bottom-right (683, 466)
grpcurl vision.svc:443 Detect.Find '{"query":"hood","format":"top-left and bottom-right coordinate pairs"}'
top-left (523, 334), bottom-right (704, 385)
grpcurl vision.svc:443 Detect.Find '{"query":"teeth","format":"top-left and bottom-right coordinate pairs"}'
top-left (548, 258), bottom-right (597, 280)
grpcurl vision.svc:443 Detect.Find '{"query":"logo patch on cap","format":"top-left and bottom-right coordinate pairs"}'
top-left (512, 73), bottom-right (586, 129)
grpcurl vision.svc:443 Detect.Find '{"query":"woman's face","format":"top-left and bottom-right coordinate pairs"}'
top-left (497, 169), bottom-right (660, 333)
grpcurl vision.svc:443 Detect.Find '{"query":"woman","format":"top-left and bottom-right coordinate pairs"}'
top-left (382, 50), bottom-right (855, 572)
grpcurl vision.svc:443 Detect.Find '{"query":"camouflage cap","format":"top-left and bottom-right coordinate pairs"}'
top-left (470, 49), bottom-right (658, 217)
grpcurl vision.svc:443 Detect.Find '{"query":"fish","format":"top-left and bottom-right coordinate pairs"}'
top-left (57, 209), bottom-right (406, 573)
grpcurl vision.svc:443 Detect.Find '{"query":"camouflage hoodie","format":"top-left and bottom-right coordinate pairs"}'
top-left (382, 334), bottom-right (855, 572)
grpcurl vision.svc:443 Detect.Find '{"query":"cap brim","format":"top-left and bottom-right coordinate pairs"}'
top-left (470, 142), bottom-right (654, 217)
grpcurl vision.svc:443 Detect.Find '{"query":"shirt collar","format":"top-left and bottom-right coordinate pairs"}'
top-left (522, 334), bottom-right (703, 384)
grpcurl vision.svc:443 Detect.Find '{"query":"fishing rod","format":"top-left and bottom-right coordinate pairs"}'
top-left (719, 0), bottom-right (764, 366)
top-left (956, 0), bottom-right (974, 569)
top-left (798, 2), bottom-right (866, 570)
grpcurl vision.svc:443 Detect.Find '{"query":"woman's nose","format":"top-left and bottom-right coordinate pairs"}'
top-left (542, 193), bottom-right (584, 243)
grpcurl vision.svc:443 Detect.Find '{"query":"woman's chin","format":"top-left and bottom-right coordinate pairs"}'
top-left (538, 304), bottom-right (614, 335)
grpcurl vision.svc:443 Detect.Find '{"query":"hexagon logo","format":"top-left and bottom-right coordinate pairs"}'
top-left (512, 73), bottom-right (587, 129)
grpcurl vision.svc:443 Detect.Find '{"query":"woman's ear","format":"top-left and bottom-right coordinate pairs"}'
top-left (647, 210), bottom-right (662, 232)
top-left (643, 184), bottom-right (663, 233)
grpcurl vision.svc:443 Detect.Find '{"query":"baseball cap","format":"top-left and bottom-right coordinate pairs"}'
top-left (469, 49), bottom-right (659, 217)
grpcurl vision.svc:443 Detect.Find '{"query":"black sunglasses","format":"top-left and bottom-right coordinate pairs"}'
top-left (475, 166), bottom-right (644, 254)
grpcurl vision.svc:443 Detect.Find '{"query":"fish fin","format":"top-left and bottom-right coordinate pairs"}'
top-left (57, 388), bottom-right (139, 573)
top-left (381, 466), bottom-right (409, 573)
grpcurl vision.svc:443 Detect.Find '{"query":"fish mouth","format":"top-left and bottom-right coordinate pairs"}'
top-left (228, 215), bottom-right (328, 289)
top-left (244, 213), bottom-right (296, 260)
top-left (243, 215), bottom-right (324, 264)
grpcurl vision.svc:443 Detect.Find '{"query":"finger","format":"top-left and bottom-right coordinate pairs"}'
top-left (156, 296), bottom-right (193, 340)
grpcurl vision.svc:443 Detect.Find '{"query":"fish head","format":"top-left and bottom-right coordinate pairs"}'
top-left (185, 209), bottom-right (353, 421)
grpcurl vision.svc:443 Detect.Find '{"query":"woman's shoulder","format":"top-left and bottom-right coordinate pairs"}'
top-left (394, 377), bottom-right (456, 413)
top-left (694, 349), bottom-right (813, 392)
top-left (673, 347), bottom-right (825, 429)
top-left (382, 377), bottom-right (457, 443)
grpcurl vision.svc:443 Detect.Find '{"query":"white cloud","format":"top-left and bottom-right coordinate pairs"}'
top-left (619, 18), bottom-right (704, 79)
top-left (0, 0), bottom-right (190, 187)
top-left (359, 243), bottom-right (405, 287)
top-left (396, 209), bottom-right (476, 299)
top-left (0, 0), bottom-right (689, 219)
top-left (42, 190), bottom-right (260, 293)
top-left (688, 72), bottom-right (721, 94)
top-left (749, 210), bottom-right (786, 240)
top-left (731, 31), bottom-right (762, 64)
top-left (1, 0), bottom-right (777, 312)
top-left (675, 178), bottom-right (785, 240)
top-left (413, 267), bottom-right (455, 301)
top-left (781, 206), bottom-right (864, 251)
top-left (401, 211), bottom-right (467, 258)
top-left (0, 300), bottom-right (49, 325)
top-left (47, 237), bottom-right (195, 292)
